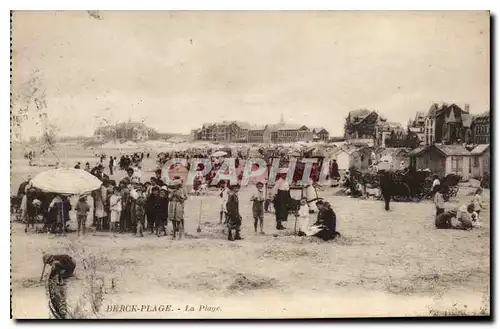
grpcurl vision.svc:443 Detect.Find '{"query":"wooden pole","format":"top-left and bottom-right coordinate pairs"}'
top-left (61, 201), bottom-right (65, 235)
top-left (40, 263), bottom-right (47, 282)
top-left (197, 199), bottom-right (203, 233)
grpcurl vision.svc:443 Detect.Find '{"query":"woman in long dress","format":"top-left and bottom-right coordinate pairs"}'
top-left (273, 174), bottom-right (290, 230)
top-left (93, 184), bottom-right (108, 231)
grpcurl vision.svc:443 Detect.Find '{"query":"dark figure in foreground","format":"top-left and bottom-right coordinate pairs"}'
top-left (226, 184), bottom-right (242, 241)
top-left (313, 200), bottom-right (340, 241)
top-left (41, 254), bottom-right (76, 282)
top-left (42, 254), bottom-right (76, 320)
top-left (379, 170), bottom-right (392, 211)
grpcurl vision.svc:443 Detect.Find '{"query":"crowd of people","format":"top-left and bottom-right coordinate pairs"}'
top-left (214, 172), bottom-right (339, 241)
top-left (14, 145), bottom-right (488, 241)
top-left (433, 184), bottom-right (484, 230)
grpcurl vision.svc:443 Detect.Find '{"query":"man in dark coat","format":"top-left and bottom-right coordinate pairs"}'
top-left (331, 160), bottom-right (340, 179)
top-left (109, 156), bottom-right (114, 176)
top-left (147, 186), bottom-right (161, 234)
top-left (91, 164), bottom-right (105, 181)
top-left (226, 184), bottom-right (242, 241)
top-left (379, 170), bottom-right (392, 211)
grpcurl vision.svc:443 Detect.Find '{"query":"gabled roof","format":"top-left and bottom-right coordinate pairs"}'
top-left (470, 144), bottom-right (490, 155)
top-left (427, 103), bottom-right (441, 117)
top-left (347, 109), bottom-right (373, 124)
top-left (232, 121), bottom-right (251, 130)
top-left (445, 107), bottom-right (459, 123)
top-left (379, 148), bottom-right (411, 157)
top-left (409, 144), bottom-right (470, 157)
top-left (348, 109), bottom-right (371, 120)
top-left (310, 126), bottom-right (329, 134)
top-left (435, 144), bottom-right (470, 156)
top-left (408, 145), bottom-right (429, 157)
top-left (414, 112), bottom-right (426, 121)
top-left (340, 144), bottom-right (367, 155)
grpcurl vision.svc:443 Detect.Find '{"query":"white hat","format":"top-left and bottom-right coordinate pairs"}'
top-left (161, 185), bottom-right (169, 191)
top-left (458, 205), bottom-right (467, 213)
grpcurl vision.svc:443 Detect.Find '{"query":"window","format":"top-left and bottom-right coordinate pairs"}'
top-left (451, 156), bottom-right (463, 173)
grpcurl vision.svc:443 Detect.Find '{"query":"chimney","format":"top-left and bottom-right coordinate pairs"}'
top-left (464, 104), bottom-right (470, 113)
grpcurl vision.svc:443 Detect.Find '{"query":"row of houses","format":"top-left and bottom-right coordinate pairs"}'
top-left (408, 144), bottom-right (490, 181)
top-left (191, 117), bottom-right (330, 143)
top-left (344, 104), bottom-right (490, 148)
top-left (328, 143), bottom-right (490, 181)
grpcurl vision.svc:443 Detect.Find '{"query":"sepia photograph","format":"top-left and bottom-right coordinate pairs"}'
top-left (10, 10), bottom-right (490, 319)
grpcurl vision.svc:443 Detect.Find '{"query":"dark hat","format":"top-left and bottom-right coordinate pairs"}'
top-left (229, 183), bottom-right (240, 190)
top-left (256, 182), bottom-right (264, 187)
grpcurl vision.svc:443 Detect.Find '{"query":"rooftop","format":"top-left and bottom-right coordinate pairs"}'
top-left (408, 144), bottom-right (470, 157)
top-left (470, 144), bottom-right (490, 155)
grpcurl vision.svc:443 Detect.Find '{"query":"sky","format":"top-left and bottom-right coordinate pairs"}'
top-left (11, 11), bottom-right (490, 138)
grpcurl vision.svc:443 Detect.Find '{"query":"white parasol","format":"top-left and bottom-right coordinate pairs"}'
top-left (211, 150), bottom-right (228, 157)
top-left (31, 168), bottom-right (103, 195)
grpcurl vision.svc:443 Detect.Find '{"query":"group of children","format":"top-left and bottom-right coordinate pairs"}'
top-left (217, 181), bottom-right (339, 241)
top-left (74, 174), bottom-right (188, 238)
top-left (434, 184), bottom-right (484, 230)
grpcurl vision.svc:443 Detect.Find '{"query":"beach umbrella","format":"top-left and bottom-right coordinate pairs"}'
top-left (211, 150), bottom-right (228, 157)
top-left (31, 168), bottom-right (103, 195)
top-left (31, 168), bottom-right (103, 235)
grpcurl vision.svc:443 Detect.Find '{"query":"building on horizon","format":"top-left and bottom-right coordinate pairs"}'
top-left (424, 103), bottom-right (473, 146)
top-left (407, 112), bottom-right (426, 143)
top-left (471, 112), bottom-right (490, 145)
top-left (192, 115), bottom-right (316, 144)
top-left (93, 119), bottom-right (157, 142)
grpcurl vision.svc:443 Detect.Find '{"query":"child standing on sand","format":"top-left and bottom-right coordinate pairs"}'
top-left (250, 182), bottom-right (265, 234)
top-left (75, 196), bottom-right (90, 236)
top-left (434, 185), bottom-right (445, 217)
top-left (472, 188), bottom-right (484, 220)
top-left (297, 198), bottom-right (310, 236)
top-left (109, 187), bottom-right (122, 233)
